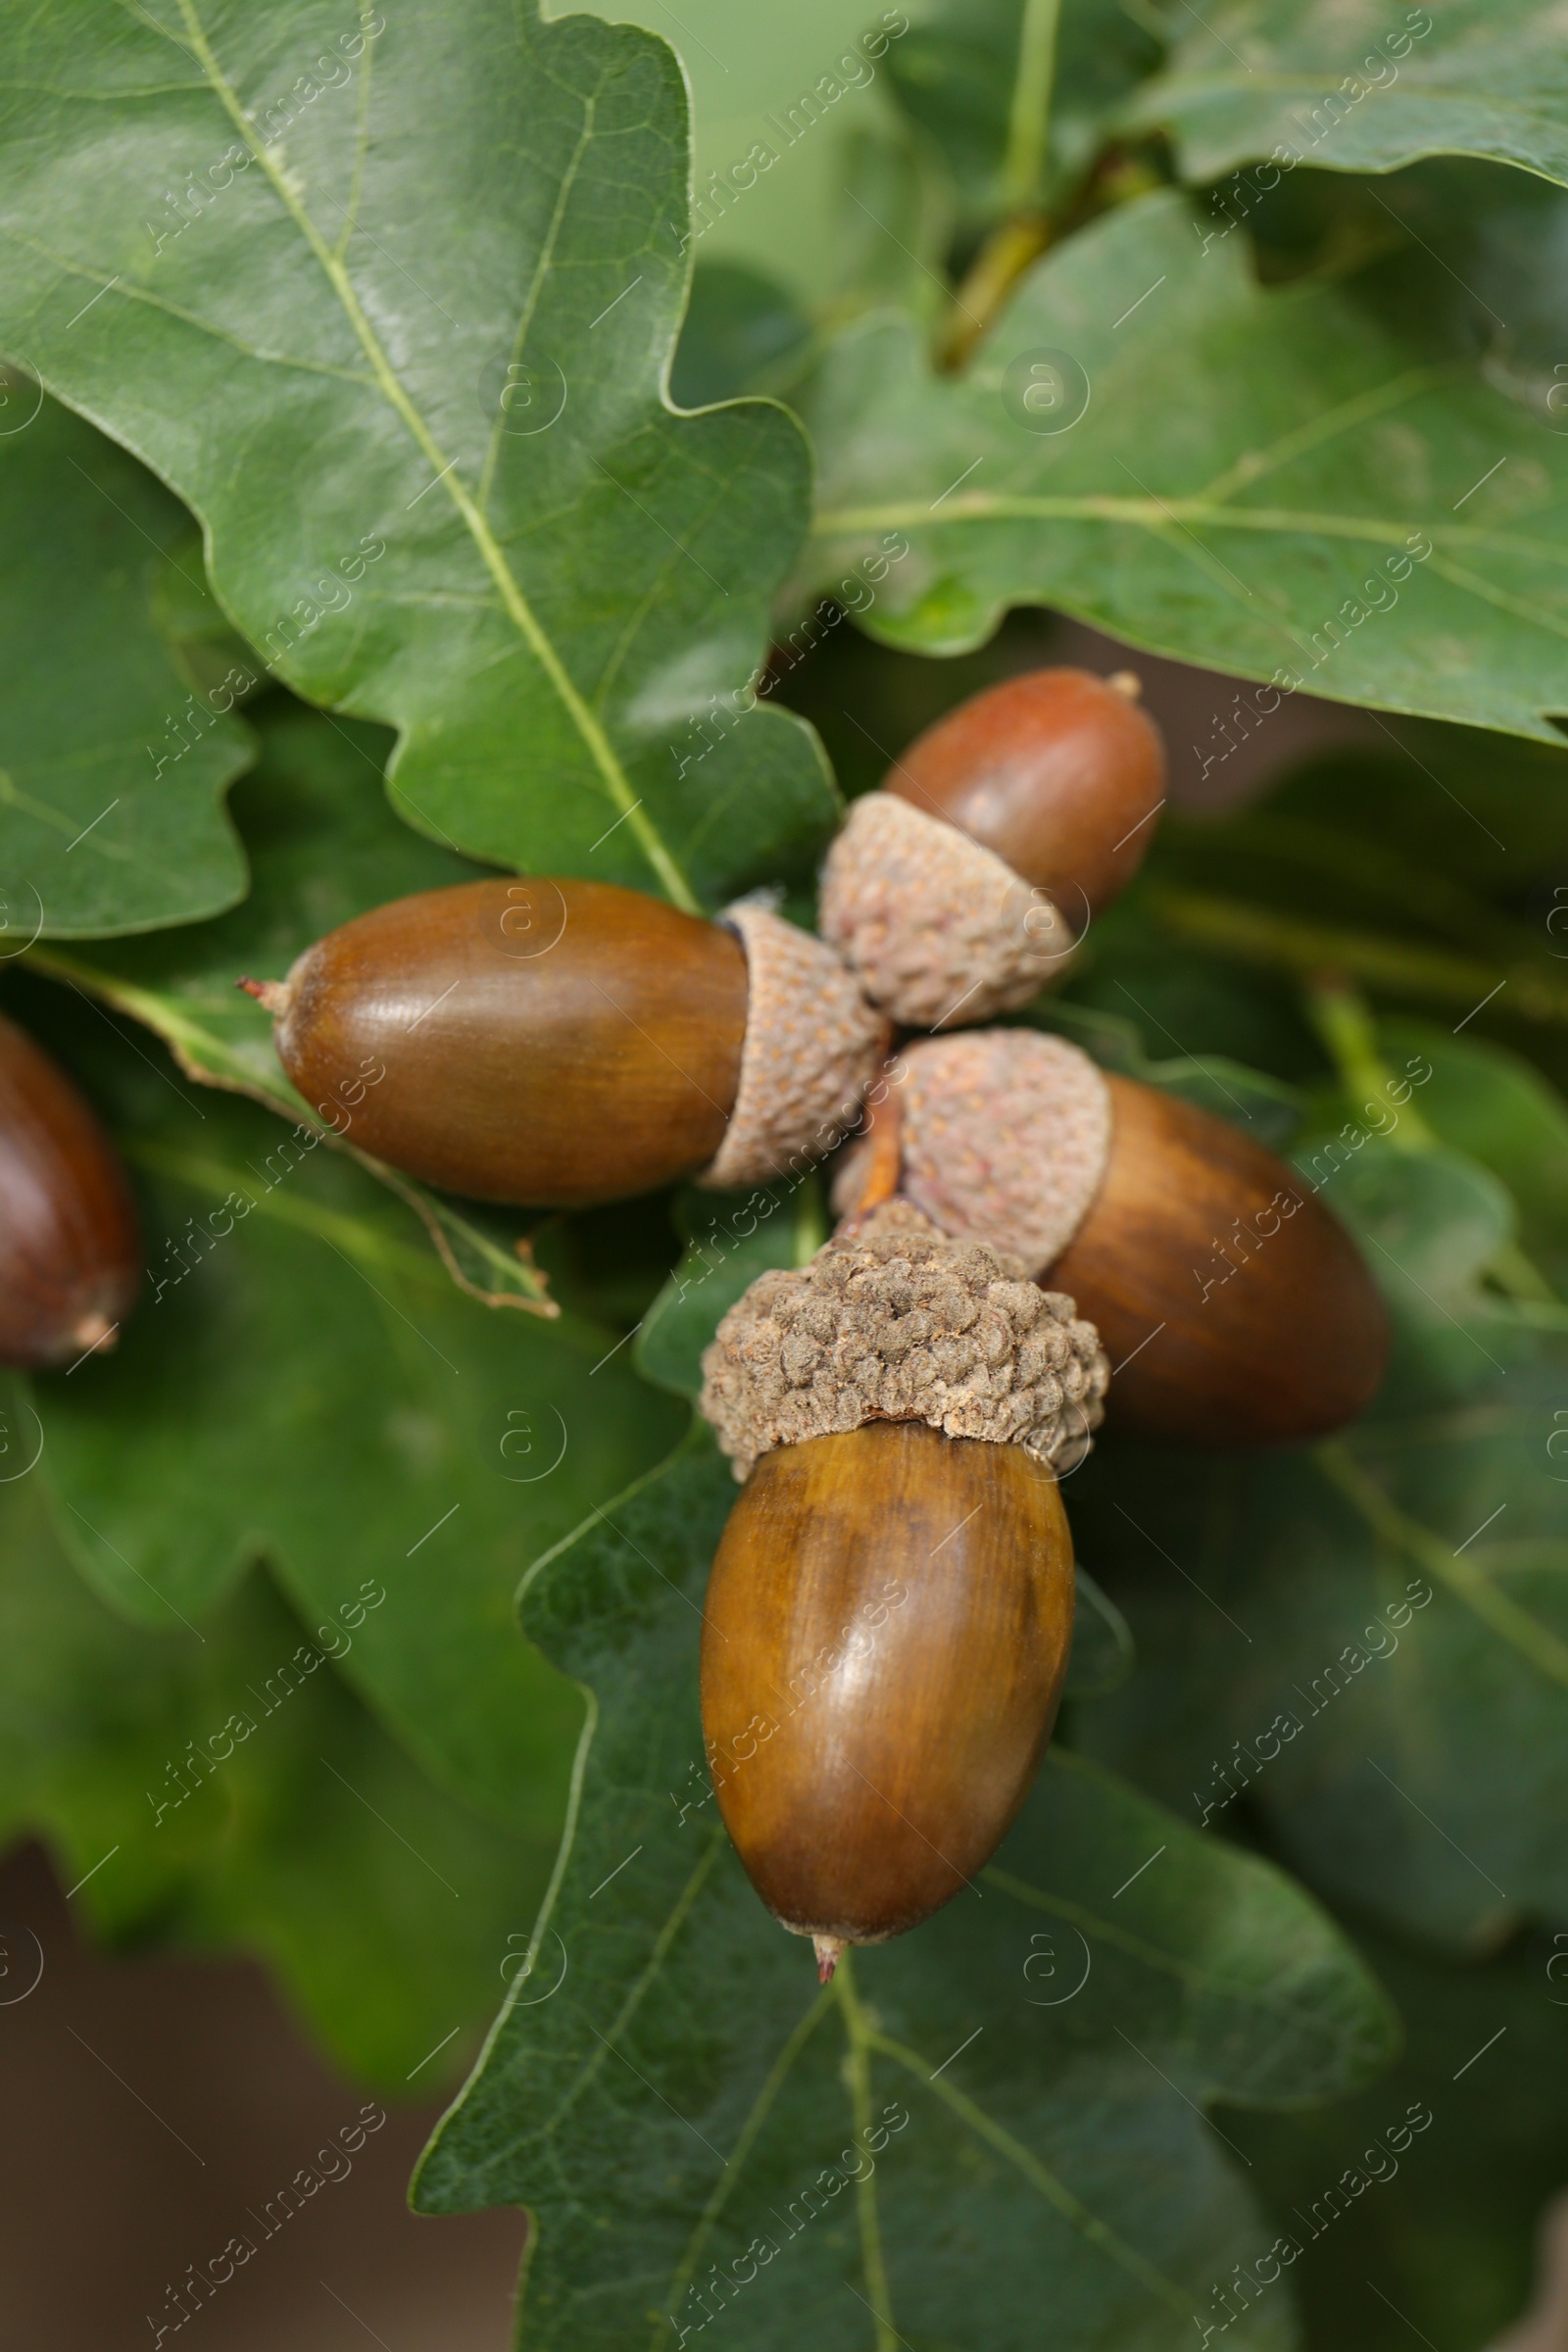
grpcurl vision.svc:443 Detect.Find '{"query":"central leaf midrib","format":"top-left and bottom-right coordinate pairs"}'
top-left (170, 0), bottom-right (700, 911)
top-left (813, 493), bottom-right (1568, 571)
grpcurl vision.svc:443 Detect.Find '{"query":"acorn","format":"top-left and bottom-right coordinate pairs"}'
top-left (698, 1197), bottom-right (1103, 1973)
top-left (0, 1009), bottom-right (139, 1368)
top-left (819, 668), bottom-right (1166, 1030)
top-left (832, 1031), bottom-right (1389, 1446)
top-left (238, 878), bottom-right (887, 1206)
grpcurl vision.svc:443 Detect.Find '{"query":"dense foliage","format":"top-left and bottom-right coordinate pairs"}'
top-left (1, 3), bottom-right (1565, 2346)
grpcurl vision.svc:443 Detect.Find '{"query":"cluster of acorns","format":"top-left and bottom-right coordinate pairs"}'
top-left (1, 669), bottom-right (1387, 1980)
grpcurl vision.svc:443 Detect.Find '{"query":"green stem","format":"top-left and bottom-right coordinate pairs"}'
top-left (1303, 975), bottom-right (1438, 1151)
top-left (1002, 0), bottom-right (1064, 210)
top-left (1149, 887), bottom-right (1568, 1029)
top-left (1317, 1441), bottom-right (1568, 1693)
top-left (834, 1953), bottom-right (899, 2352)
top-left (793, 1170), bottom-right (829, 1265)
top-left (937, 0), bottom-right (1062, 369)
top-left (1301, 975), bottom-right (1558, 1305)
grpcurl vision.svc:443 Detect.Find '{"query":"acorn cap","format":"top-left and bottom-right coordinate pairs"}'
top-left (698, 898), bottom-right (889, 1191)
top-left (833, 1030), bottom-right (1112, 1278)
top-left (699, 1198), bottom-right (1108, 1482)
top-left (818, 793), bottom-right (1073, 1031)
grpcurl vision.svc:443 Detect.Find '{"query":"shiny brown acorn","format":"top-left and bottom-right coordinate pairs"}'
top-left (0, 1010), bottom-right (140, 1368)
top-left (700, 1420), bottom-right (1075, 1978)
top-left (885, 665), bottom-right (1167, 926)
top-left (238, 877), bottom-right (885, 1208)
top-left (1048, 1077), bottom-right (1388, 1446)
top-left (877, 1031), bottom-right (1390, 1448)
top-left (697, 1194), bottom-right (1103, 1972)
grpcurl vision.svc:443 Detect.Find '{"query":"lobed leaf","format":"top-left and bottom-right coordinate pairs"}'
top-left (0, 0), bottom-right (836, 912)
top-left (0, 1462), bottom-right (554, 2087)
top-left (10, 974), bottom-right (685, 1838)
top-left (0, 396), bottom-right (251, 937)
top-left (1127, 1), bottom-right (1568, 193)
top-left (414, 1435), bottom-right (1393, 2350)
top-left (26, 693), bottom-right (561, 1310)
top-left (800, 190), bottom-right (1568, 736)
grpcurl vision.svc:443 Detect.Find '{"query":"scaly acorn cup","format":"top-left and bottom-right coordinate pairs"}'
top-left (833, 1031), bottom-right (1390, 1447)
top-left (239, 878), bottom-right (887, 1207)
top-left (0, 1010), bottom-right (140, 1369)
top-left (819, 668), bottom-right (1166, 1030)
top-left (698, 1197), bottom-right (1106, 1978)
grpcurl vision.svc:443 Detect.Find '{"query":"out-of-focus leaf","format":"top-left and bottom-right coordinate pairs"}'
top-left (887, 0), bottom-right (1164, 229)
top-left (0, 1466), bottom-right (552, 2089)
top-left (1143, 724), bottom-right (1568, 1052)
top-left (580, 0), bottom-right (921, 306)
top-left (800, 190), bottom-right (1568, 736)
top-left (671, 265), bottom-right (811, 410)
top-left (1231, 1915), bottom-right (1568, 2352)
top-left (1128, 1), bottom-right (1568, 193)
top-left (10, 976), bottom-right (685, 1840)
top-left (25, 695), bottom-right (556, 1311)
top-left (1379, 1017), bottom-right (1568, 1294)
top-left (1077, 1111), bottom-right (1568, 1951)
top-left (1064, 1566), bottom-right (1136, 1699)
top-left (0, 396), bottom-right (251, 937)
top-left (414, 1433), bottom-right (1394, 2349)
top-left (0, 0), bottom-right (835, 910)
top-left (1029, 993), bottom-right (1307, 1148)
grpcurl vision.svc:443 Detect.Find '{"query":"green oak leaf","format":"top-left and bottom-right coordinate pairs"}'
top-left (0, 0), bottom-right (836, 912)
top-left (1126, 1), bottom-right (1568, 193)
top-left (887, 0), bottom-right (1164, 229)
top-left (26, 694), bottom-right (558, 1311)
top-left (1232, 1913), bottom-right (1568, 2352)
top-left (1077, 1094), bottom-right (1568, 1951)
top-left (799, 189), bottom-right (1568, 735)
top-left (0, 395), bottom-right (251, 937)
top-left (414, 1434), bottom-right (1394, 2350)
top-left (9, 974), bottom-right (685, 1839)
top-left (0, 1464), bottom-right (554, 2088)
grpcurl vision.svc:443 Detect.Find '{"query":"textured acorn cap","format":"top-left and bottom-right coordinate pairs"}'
top-left (818, 793), bottom-right (1073, 1030)
top-left (698, 898), bottom-right (888, 1191)
top-left (833, 1029), bottom-right (1112, 1278)
top-left (699, 1199), bottom-right (1108, 1481)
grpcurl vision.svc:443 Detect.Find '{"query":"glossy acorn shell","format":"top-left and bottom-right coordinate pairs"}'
top-left (0, 1011), bottom-right (140, 1368)
top-left (885, 666), bottom-right (1166, 921)
top-left (270, 878), bottom-right (749, 1207)
top-left (701, 1420), bottom-right (1074, 1950)
top-left (1048, 1076), bottom-right (1390, 1446)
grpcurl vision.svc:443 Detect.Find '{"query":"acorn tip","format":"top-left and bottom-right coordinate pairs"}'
top-left (813, 1935), bottom-right (846, 1984)
top-left (1107, 669), bottom-right (1143, 702)
top-left (70, 1311), bottom-right (118, 1357)
top-left (236, 975), bottom-right (289, 1015)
